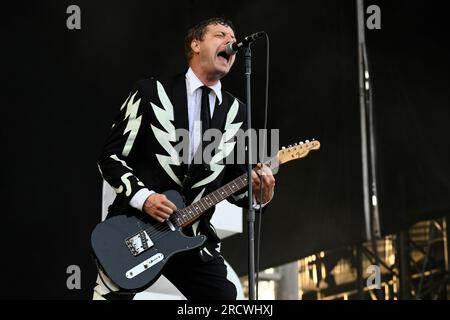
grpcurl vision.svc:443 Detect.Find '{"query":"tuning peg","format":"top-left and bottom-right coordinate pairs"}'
top-left (282, 146), bottom-right (286, 150)
top-left (288, 144), bottom-right (292, 148)
top-left (306, 140), bottom-right (310, 143)
top-left (299, 141), bottom-right (304, 145)
top-left (294, 143), bottom-right (298, 146)
top-left (312, 138), bottom-right (315, 141)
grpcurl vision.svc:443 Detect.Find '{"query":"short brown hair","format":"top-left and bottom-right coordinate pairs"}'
top-left (184, 17), bottom-right (235, 62)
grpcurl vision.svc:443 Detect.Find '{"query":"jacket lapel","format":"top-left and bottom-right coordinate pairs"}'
top-left (169, 73), bottom-right (189, 132)
top-left (164, 73), bottom-right (190, 182)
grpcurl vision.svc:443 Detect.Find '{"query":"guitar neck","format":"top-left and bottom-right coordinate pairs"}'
top-left (169, 139), bottom-right (320, 228)
top-left (171, 172), bottom-right (249, 228)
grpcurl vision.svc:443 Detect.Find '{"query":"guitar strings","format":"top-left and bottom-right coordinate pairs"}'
top-left (138, 178), bottom-right (249, 239)
top-left (130, 165), bottom-right (277, 241)
top-left (126, 143), bottom-right (308, 240)
top-left (119, 149), bottom-right (304, 254)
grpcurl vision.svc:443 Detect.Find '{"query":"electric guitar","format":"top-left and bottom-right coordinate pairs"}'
top-left (91, 139), bottom-right (320, 291)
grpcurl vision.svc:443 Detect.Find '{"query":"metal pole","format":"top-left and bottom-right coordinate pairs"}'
top-left (275, 261), bottom-right (299, 300)
top-left (357, 0), bottom-right (381, 236)
top-left (363, 44), bottom-right (381, 238)
top-left (245, 45), bottom-right (256, 300)
top-left (396, 231), bottom-right (411, 299)
top-left (357, 1), bottom-right (382, 299)
top-left (356, 244), bottom-right (364, 299)
top-left (356, 0), bottom-right (372, 241)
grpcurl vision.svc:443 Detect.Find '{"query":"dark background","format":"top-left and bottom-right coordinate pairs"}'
top-left (2, 0), bottom-right (449, 299)
top-left (366, 0), bottom-right (450, 235)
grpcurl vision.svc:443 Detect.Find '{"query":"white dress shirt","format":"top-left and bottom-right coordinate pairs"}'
top-left (129, 68), bottom-right (271, 211)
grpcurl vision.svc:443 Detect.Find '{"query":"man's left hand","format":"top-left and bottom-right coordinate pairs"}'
top-left (251, 163), bottom-right (275, 204)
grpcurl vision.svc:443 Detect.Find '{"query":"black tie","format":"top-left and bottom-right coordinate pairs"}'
top-left (200, 85), bottom-right (212, 135)
top-left (182, 86), bottom-right (213, 193)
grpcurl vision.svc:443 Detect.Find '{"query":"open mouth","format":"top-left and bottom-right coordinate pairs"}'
top-left (217, 50), bottom-right (231, 64)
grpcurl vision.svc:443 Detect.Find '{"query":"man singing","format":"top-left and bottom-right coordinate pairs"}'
top-left (94, 17), bottom-right (275, 300)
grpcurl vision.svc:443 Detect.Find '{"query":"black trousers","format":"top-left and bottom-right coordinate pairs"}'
top-left (103, 250), bottom-right (237, 300)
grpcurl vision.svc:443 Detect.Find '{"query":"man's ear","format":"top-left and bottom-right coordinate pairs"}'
top-left (191, 39), bottom-right (200, 55)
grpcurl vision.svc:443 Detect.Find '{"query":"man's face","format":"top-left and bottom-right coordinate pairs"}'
top-left (191, 24), bottom-right (236, 79)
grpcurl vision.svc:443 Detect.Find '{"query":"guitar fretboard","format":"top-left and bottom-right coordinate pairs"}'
top-left (170, 173), bottom-right (249, 227)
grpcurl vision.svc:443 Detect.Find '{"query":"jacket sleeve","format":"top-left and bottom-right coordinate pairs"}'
top-left (97, 83), bottom-right (149, 209)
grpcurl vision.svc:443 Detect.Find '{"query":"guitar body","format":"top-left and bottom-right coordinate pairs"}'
top-left (91, 190), bottom-right (206, 291)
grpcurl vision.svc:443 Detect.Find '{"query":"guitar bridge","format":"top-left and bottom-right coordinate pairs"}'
top-left (125, 230), bottom-right (154, 256)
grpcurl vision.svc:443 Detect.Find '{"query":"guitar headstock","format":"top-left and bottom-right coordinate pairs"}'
top-left (277, 139), bottom-right (321, 165)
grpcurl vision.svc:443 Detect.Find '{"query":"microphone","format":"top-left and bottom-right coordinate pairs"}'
top-left (225, 31), bottom-right (265, 55)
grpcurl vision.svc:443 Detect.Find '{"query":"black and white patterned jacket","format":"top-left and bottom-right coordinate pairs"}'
top-left (98, 72), bottom-right (250, 261)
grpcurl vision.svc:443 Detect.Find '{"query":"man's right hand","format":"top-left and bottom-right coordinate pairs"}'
top-left (143, 193), bottom-right (177, 223)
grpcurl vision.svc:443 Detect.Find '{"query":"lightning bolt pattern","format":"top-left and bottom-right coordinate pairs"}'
top-left (150, 81), bottom-right (182, 186)
top-left (109, 154), bottom-right (133, 171)
top-left (112, 172), bottom-right (133, 196)
top-left (122, 92), bottom-right (142, 157)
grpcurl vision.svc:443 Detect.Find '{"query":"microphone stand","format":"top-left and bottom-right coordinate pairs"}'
top-left (244, 45), bottom-right (256, 300)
